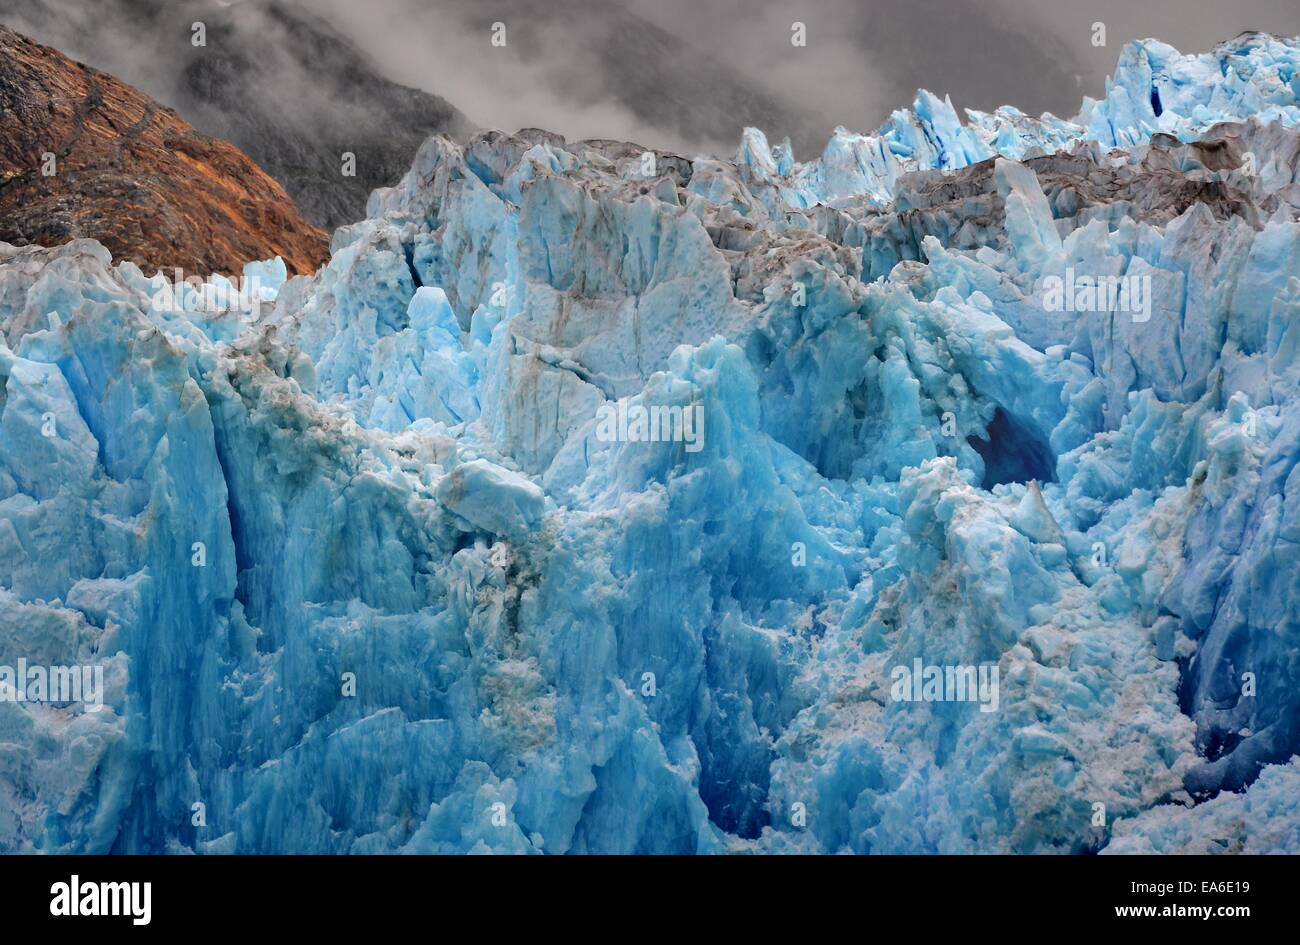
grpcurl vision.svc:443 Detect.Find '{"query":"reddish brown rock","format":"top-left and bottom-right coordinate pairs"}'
top-left (0, 24), bottom-right (328, 277)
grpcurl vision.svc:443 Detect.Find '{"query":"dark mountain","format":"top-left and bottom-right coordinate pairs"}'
top-left (0, 0), bottom-right (473, 231)
top-left (0, 24), bottom-right (328, 275)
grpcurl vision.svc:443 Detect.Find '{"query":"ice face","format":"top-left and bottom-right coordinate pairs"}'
top-left (2, 35), bottom-right (1300, 854)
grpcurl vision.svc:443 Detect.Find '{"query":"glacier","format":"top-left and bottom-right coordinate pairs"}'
top-left (2, 32), bottom-right (1300, 854)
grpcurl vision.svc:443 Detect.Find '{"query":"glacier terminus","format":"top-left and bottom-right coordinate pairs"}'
top-left (2, 32), bottom-right (1300, 854)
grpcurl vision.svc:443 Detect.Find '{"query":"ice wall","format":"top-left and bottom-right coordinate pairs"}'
top-left (2, 34), bottom-right (1299, 853)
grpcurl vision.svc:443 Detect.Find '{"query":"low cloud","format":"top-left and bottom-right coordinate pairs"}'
top-left (4, 0), bottom-right (1298, 162)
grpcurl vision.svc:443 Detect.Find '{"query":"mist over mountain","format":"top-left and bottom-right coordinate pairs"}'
top-left (0, 24), bottom-right (327, 274)
top-left (0, 0), bottom-right (821, 227)
top-left (0, 0), bottom-right (472, 230)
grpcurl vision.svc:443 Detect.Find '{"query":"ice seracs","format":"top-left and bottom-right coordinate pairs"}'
top-left (1, 34), bottom-right (1300, 853)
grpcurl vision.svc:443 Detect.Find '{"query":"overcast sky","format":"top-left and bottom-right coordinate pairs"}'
top-left (306, 0), bottom-right (1300, 157)
top-left (6, 0), bottom-right (1300, 160)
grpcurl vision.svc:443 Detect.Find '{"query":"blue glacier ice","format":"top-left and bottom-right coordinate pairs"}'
top-left (2, 33), bottom-right (1300, 854)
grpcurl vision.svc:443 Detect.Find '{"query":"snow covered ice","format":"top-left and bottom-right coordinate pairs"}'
top-left (2, 32), bottom-right (1300, 854)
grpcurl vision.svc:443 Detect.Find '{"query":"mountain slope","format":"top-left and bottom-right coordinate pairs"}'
top-left (0, 24), bottom-right (328, 275)
top-left (0, 0), bottom-right (473, 231)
